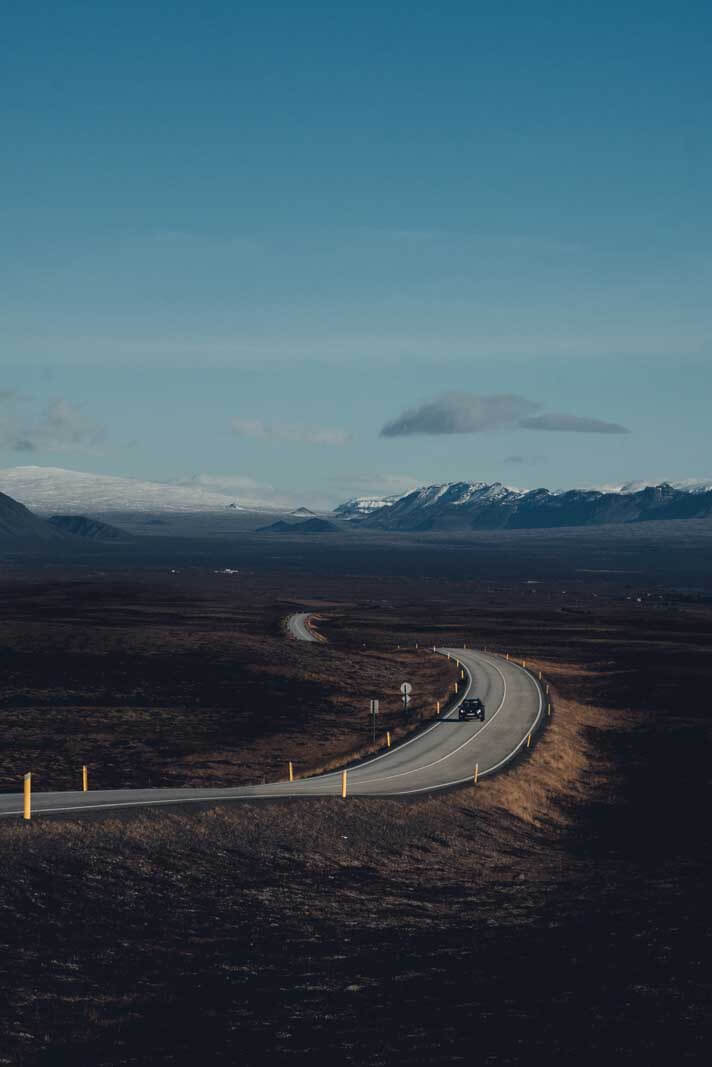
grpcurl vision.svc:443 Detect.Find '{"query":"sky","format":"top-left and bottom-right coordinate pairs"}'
top-left (1, 2), bottom-right (710, 509)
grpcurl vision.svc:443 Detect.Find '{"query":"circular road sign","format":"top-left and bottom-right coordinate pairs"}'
top-left (400, 682), bottom-right (412, 695)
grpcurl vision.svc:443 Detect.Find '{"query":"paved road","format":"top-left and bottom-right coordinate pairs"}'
top-left (0, 649), bottom-right (543, 817)
top-left (286, 611), bottom-right (323, 642)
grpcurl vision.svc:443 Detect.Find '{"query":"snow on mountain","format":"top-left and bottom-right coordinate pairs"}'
top-left (670, 478), bottom-right (712, 494)
top-left (335, 479), bottom-right (712, 532)
top-left (0, 467), bottom-right (248, 514)
top-left (598, 478), bottom-right (712, 495)
top-left (333, 493), bottom-right (407, 519)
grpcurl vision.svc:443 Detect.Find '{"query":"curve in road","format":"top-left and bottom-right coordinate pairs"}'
top-left (0, 649), bottom-right (543, 818)
top-left (286, 612), bottom-right (325, 643)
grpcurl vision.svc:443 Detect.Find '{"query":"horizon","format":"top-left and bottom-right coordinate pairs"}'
top-left (2, 462), bottom-right (712, 516)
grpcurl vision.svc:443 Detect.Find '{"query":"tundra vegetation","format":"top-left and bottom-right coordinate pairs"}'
top-left (0, 565), bottom-right (710, 1065)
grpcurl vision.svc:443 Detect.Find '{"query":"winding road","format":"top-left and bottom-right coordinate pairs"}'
top-left (286, 611), bottom-right (323, 642)
top-left (0, 643), bottom-right (543, 817)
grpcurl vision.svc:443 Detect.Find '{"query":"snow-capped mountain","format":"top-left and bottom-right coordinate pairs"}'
top-left (335, 480), bottom-right (712, 532)
top-left (333, 493), bottom-right (409, 519)
top-left (0, 466), bottom-right (247, 514)
top-left (595, 478), bottom-right (712, 495)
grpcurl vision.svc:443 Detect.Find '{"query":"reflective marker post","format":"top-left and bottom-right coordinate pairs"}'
top-left (23, 773), bottom-right (31, 821)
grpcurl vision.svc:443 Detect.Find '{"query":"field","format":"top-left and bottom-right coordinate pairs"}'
top-left (0, 553), bottom-right (711, 1064)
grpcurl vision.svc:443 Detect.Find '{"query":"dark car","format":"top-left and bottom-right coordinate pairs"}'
top-left (458, 697), bottom-right (485, 722)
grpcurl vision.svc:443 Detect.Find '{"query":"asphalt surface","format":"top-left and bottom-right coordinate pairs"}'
top-left (0, 649), bottom-right (543, 817)
top-left (286, 611), bottom-right (322, 642)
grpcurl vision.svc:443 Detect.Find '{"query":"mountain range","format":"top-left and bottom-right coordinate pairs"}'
top-left (3, 466), bottom-right (712, 536)
top-left (335, 480), bottom-right (712, 531)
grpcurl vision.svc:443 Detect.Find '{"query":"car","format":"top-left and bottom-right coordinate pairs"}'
top-left (458, 697), bottom-right (485, 722)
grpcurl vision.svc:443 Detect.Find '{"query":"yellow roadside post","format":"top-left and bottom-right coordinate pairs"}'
top-left (386, 731), bottom-right (391, 748)
top-left (527, 732), bottom-right (532, 748)
top-left (474, 763), bottom-right (479, 785)
top-left (341, 770), bottom-right (347, 798)
top-left (546, 683), bottom-right (549, 695)
top-left (288, 761), bottom-right (294, 782)
top-left (506, 653), bottom-right (509, 660)
top-left (436, 700), bottom-right (440, 715)
top-left (23, 773), bottom-right (31, 821)
top-left (548, 703), bottom-right (551, 717)
top-left (538, 670), bottom-right (542, 680)
top-left (460, 668), bottom-right (464, 680)
top-left (522, 659), bottom-right (527, 668)
top-left (454, 681), bottom-right (458, 694)
top-left (82, 764), bottom-right (88, 792)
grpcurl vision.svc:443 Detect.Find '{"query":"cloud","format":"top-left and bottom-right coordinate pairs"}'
top-left (519, 413), bottom-right (630, 434)
top-left (0, 394), bottom-right (106, 453)
top-left (190, 473), bottom-right (269, 492)
top-left (231, 417), bottom-right (351, 446)
top-left (380, 393), bottom-right (539, 437)
top-left (504, 454), bottom-right (547, 465)
top-left (381, 392), bottom-right (630, 438)
top-left (332, 472), bottom-right (421, 496)
top-left (181, 472), bottom-right (298, 510)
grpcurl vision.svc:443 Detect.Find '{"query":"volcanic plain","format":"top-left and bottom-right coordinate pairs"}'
top-left (0, 553), bottom-right (710, 1065)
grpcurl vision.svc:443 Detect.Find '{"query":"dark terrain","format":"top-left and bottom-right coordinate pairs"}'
top-left (0, 539), bottom-right (710, 1065)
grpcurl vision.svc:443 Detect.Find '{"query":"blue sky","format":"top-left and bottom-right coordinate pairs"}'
top-left (1, 2), bottom-right (710, 507)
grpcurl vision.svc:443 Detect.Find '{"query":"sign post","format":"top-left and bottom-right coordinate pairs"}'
top-left (400, 682), bottom-right (412, 715)
top-left (369, 699), bottom-right (379, 743)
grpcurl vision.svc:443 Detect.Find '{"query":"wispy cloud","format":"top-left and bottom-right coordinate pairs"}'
top-left (519, 413), bottom-right (630, 434)
top-left (231, 417), bottom-right (351, 446)
top-left (381, 393), bottom-right (538, 437)
top-left (331, 472), bottom-right (421, 497)
top-left (181, 472), bottom-right (298, 510)
top-left (0, 393), bottom-right (106, 453)
top-left (381, 392), bottom-right (630, 437)
top-left (504, 454), bottom-right (547, 465)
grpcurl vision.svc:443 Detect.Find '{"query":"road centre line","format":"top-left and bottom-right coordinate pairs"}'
top-left (356, 655), bottom-right (508, 784)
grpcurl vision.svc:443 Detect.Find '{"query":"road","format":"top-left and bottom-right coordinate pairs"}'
top-left (0, 650), bottom-right (543, 818)
top-left (286, 611), bottom-right (323, 642)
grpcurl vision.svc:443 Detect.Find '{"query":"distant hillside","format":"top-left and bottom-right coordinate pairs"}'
top-left (291, 507), bottom-right (316, 516)
top-left (335, 480), bottom-right (712, 532)
top-left (258, 517), bottom-right (339, 534)
top-left (0, 466), bottom-right (245, 513)
top-left (0, 491), bottom-right (65, 542)
top-left (48, 515), bottom-right (133, 542)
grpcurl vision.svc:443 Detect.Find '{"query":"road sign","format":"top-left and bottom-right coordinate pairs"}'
top-left (400, 682), bottom-right (412, 695)
top-left (369, 699), bottom-right (379, 715)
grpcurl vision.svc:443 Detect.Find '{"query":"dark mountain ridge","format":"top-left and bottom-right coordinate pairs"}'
top-left (0, 490), bottom-right (66, 542)
top-left (348, 481), bottom-right (712, 532)
top-left (48, 515), bottom-right (134, 541)
top-left (258, 517), bottom-right (339, 534)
